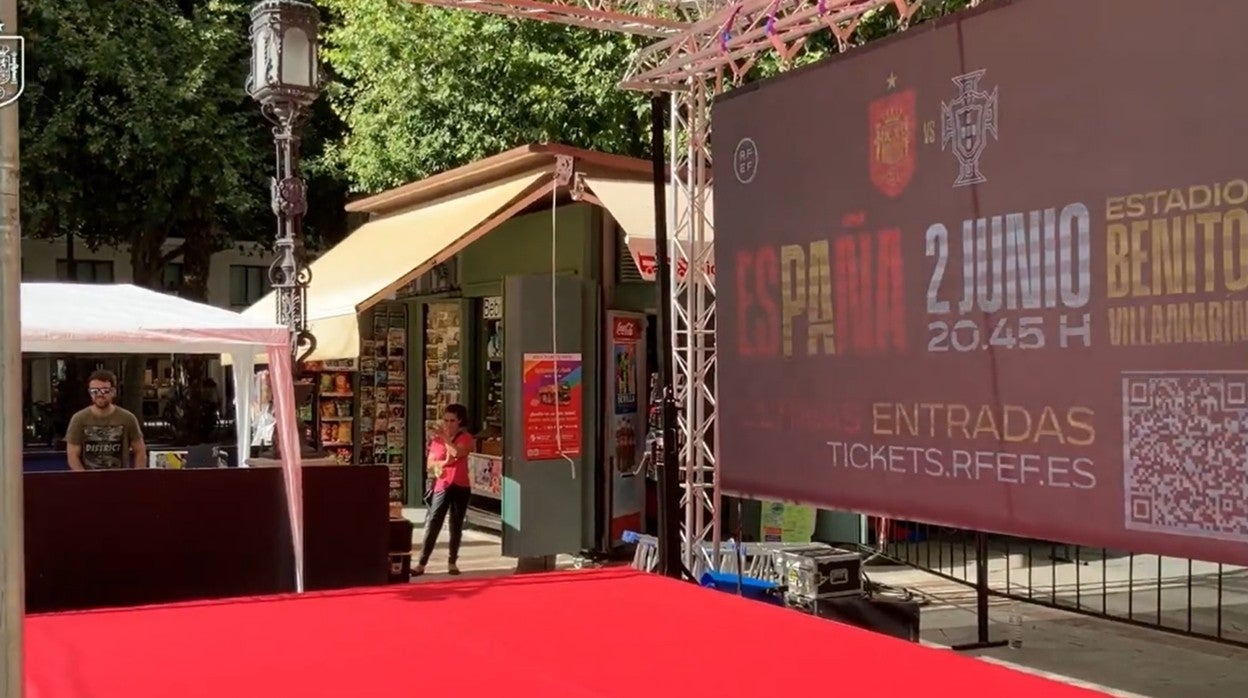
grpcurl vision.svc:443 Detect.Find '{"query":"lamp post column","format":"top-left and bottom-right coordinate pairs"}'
top-left (268, 114), bottom-right (314, 362)
top-left (247, 0), bottom-right (322, 363)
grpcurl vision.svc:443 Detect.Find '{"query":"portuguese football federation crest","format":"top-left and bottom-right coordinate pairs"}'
top-left (941, 69), bottom-right (998, 187)
top-left (868, 87), bottom-right (917, 198)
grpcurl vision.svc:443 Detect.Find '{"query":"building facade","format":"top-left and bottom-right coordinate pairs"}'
top-left (20, 236), bottom-right (277, 310)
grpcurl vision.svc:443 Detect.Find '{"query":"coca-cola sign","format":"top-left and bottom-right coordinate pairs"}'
top-left (613, 317), bottom-right (642, 343)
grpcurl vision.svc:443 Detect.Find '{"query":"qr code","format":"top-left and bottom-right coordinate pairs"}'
top-left (1123, 372), bottom-right (1248, 542)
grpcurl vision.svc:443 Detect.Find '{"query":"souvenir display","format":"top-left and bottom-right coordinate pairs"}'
top-left (423, 302), bottom-right (462, 459)
top-left (470, 297), bottom-right (504, 498)
top-left (301, 359), bottom-right (356, 464)
top-left (359, 304), bottom-right (408, 515)
top-left (480, 296), bottom-right (504, 457)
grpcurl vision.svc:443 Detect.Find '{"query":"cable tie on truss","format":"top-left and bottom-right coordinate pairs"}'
top-left (765, 0), bottom-right (782, 36)
top-left (817, 0), bottom-right (827, 14)
top-left (766, 0), bottom-right (797, 62)
top-left (719, 6), bottom-right (742, 52)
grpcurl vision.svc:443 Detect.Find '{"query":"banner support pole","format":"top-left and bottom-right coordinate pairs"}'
top-left (952, 532), bottom-right (1007, 651)
top-left (650, 92), bottom-right (683, 580)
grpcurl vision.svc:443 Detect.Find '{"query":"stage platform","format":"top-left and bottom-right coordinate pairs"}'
top-left (25, 568), bottom-right (1110, 697)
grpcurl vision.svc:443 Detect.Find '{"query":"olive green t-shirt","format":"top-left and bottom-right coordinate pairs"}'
top-left (66, 407), bottom-right (144, 470)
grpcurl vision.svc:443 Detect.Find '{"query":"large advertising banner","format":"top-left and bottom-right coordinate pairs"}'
top-left (713, 0), bottom-right (1248, 566)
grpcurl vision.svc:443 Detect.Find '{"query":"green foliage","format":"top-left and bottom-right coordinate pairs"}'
top-left (20, 1), bottom-right (268, 272)
top-left (319, 0), bottom-right (648, 193)
top-left (18, 0), bottom-right (348, 284)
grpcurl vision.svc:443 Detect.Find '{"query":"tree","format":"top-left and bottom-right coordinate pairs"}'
top-left (19, 0), bottom-right (350, 443)
top-left (19, 0), bottom-right (276, 296)
top-left (319, 0), bottom-right (649, 193)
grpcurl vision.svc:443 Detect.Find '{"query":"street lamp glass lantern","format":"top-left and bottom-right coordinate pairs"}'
top-left (247, 0), bottom-right (321, 108)
top-left (280, 27), bottom-right (314, 87)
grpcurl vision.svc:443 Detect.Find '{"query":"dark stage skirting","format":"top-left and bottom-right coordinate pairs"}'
top-left (25, 569), bottom-right (1112, 698)
top-left (24, 465), bottom-right (391, 613)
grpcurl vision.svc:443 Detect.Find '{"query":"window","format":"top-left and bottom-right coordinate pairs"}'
top-left (162, 263), bottom-right (184, 292)
top-left (229, 265), bottom-right (271, 308)
top-left (56, 260), bottom-right (114, 283)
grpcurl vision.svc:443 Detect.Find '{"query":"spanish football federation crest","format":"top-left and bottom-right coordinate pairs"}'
top-left (868, 84), bottom-right (917, 199)
top-left (0, 24), bottom-right (23, 109)
top-left (941, 69), bottom-right (998, 187)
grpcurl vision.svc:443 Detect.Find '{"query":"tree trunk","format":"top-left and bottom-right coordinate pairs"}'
top-left (129, 228), bottom-right (167, 289)
top-left (120, 230), bottom-right (169, 420)
top-left (178, 224), bottom-right (213, 304)
top-left (172, 225), bottom-right (217, 445)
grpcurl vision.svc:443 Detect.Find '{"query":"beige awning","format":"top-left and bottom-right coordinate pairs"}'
top-left (243, 171), bottom-right (550, 361)
top-left (585, 177), bottom-right (715, 283)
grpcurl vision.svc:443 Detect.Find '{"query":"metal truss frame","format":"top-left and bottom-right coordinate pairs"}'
top-left (414, 0), bottom-right (689, 36)
top-left (667, 78), bottom-right (717, 572)
top-left (623, 0), bottom-right (914, 90)
top-left (406, 0), bottom-right (948, 571)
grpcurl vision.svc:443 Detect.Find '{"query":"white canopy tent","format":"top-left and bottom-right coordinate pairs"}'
top-left (19, 283), bottom-right (306, 591)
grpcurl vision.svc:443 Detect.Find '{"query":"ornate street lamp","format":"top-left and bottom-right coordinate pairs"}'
top-left (247, 0), bottom-right (321, 362)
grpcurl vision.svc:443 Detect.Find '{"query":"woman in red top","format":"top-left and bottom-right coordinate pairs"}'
top-left (414, 403), bottom-right (475, 576)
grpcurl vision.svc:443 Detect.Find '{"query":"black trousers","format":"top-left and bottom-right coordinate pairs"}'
top-left (419, 484), bottom-right (471, 566)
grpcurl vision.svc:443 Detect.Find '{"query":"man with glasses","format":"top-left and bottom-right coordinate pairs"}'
top-left (65, 369), bottom-right (146, 470)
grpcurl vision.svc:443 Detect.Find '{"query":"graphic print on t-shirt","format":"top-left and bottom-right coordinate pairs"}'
top-left (82, 424), bottom-right (127, 470)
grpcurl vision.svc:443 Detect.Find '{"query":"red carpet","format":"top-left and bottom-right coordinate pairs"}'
top-left (26, 568), bottom-right (1107, 697)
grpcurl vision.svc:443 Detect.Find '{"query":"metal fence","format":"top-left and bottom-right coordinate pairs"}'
top-left (877, 522), bottom-right (1248, 647)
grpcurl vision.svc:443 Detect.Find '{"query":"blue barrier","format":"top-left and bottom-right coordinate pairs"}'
top-left (699, 570), bottom-right (783, 606)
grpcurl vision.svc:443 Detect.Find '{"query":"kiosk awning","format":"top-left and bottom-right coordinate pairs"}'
top-left (585, 177), bottom-right (715, 283)
top-left (244, 171), bottom-right (549, 361)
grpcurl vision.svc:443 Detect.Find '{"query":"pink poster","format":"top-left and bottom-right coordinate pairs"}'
top-left (521, 353), bottom-right (583, 460)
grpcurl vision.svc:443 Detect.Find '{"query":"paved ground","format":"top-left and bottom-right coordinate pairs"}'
top-left (868, 564), bottom-right (1248, 698)
top-left (399, 510), bottom-right (1248, 697)
top-left (400, 507), bottom-right (576, 580)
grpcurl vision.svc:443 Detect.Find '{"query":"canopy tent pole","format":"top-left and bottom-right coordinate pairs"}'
top-left (267, 349), bottom-right (304, 593)
top-left (231, 353), bottom-right (255, 466)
